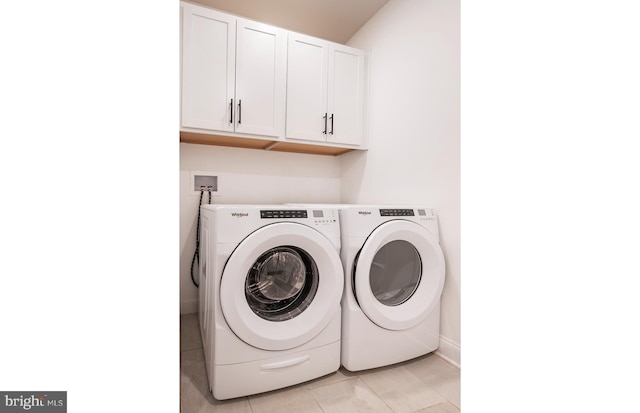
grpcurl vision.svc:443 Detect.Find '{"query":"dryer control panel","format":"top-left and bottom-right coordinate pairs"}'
top-left (378, 208), bottom-right (438, 224)
top-left (380, 208), bottom-right (415, 216)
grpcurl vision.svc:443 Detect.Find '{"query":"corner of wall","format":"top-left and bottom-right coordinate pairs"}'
top-left (436, 335), bottom-right (461, 368)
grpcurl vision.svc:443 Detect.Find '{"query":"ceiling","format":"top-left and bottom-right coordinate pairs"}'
top-left (188, 0), bottom-right (390, 44)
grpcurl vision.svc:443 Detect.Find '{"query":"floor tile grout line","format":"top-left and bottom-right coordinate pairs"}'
top-left (353, 376), bottom-right (394, 412)
top-left (359, 370), bottom-right (452, 413)
top-left (307, 376), bottom-right (359, 413)
top-left (308, 389), bottom-right (326, 413)
top-left (305, 373), bottom-right (358, 392)
top-left (408, 401), bottom-right (451, 413)
top-left (400, 363), bottom-right (459, 407)
top-left (303, 375), bottom-right (361, 412)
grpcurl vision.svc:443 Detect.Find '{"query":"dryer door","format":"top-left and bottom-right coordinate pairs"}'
top-left (220, 222), bottom-right (344, 351)
top-left (353, 220), bottom-right (445, 331)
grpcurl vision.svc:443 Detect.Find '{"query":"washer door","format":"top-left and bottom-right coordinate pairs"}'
top-left (353, 220), bottom-right (445, 331)
top-left (220, 222), bottom-right (344, 351)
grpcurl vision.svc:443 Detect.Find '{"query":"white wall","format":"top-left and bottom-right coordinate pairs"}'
top-left (342, 0), bottom-right (461, 365)
top-left (179, 143), bottom-right (342, 313)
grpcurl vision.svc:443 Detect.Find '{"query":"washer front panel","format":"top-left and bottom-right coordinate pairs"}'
top-left (353, 220), bottom-right (445, 331)
top-left (220, 222), bottom-right (344, 351)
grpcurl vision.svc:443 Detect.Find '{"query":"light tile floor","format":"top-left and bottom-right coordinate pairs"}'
top-left (181, 314), bottom-right (460, 413)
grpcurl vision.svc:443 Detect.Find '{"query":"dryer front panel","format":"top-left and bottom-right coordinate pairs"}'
top-left (353, 220), bottom-right (445, 331)
top-left (220, 222), bottom-right (343, 351)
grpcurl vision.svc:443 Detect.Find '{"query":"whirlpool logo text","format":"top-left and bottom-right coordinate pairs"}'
top-left (231, 213), bottom-right (249, 218)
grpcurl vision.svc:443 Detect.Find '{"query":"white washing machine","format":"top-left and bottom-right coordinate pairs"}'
top-left (198, 205), bottom-right (344, 400)
top-left (339, 205), bottom-right (446, 371)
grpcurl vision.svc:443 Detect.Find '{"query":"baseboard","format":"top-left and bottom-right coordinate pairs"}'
top-left (181, 299), bottom-right (198, 315)
top-left (436, 335), bottom-right (460, 368)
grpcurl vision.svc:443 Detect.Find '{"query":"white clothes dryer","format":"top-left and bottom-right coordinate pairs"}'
top-left (288, 204), bottom-right (446, 371)
top-left (340, 205), bottom-right (446, 371)
top-left (198, 205), bottom-right (344, 400)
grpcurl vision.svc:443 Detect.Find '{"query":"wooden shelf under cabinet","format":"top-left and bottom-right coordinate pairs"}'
top-left (180, 131), bottom-right (356, 156)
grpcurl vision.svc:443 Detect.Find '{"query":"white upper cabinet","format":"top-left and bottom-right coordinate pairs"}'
top-left (181, 4), bottom-right (235, 132)
top-left (180, 2), bottom-right (367, 154)
top-left (327, 45), bottom-right (365, 146)
top-left (286, 33), bottom-right (365, 147)
top-left (286, 33), bottom-right (328, 143)
top-left (234, 18), bottom-right (287, 138)
top-left (181, 2), bottom-right (286, 139)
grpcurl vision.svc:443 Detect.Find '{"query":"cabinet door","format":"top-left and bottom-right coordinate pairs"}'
top-left (181, 3), bottom-right (235, 132)
top-left (235, 19), bottom-right (287, 138)
top-left (327, 44), bottom-right (365, 146)
top-left (286, 33), bottom-right (328, 142)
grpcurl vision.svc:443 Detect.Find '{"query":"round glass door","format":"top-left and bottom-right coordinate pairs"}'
top-left (245, 246), bottom-right (319, 322)
top-left (220, 222), bottom-right (344, 351)
top-left (369, 240), bottom-right (421, 306)
top-left (353, 220), bottom-right (445, 331)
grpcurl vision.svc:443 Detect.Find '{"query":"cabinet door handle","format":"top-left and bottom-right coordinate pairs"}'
top-left (238, 100), bottom-right (242, 124)
top-left (329, 114), bottom-right (334, 135)
top-left (323, 113), bottom-right (327, 134)
top-left (229, 99), bottom-right (233, 124)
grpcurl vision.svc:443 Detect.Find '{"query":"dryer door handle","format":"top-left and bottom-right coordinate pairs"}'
top-left (260, 355), bottom-right (310, 371)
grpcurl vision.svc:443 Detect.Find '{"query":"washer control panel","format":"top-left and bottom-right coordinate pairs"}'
top-left (260, 210), bottom-right (307, 219)
top-left (258, 209), bottom-right (338, 226)
top-left (417, 208), bottom-right (437, 222)
top-left (311, 209), bottom-right (338, 225)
